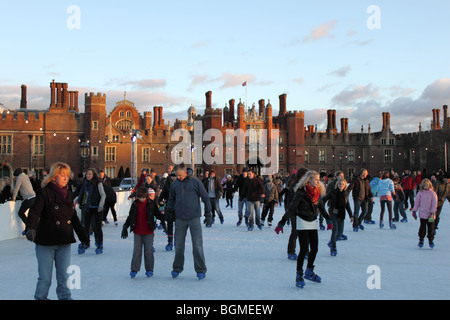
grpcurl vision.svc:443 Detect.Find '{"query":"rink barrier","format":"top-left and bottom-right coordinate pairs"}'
top-left (0, 190), bottom-right (131, 242)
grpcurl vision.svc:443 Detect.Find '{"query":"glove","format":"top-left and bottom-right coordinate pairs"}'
top-left (274, 223), bottom-right (284, 234)
top-left (412, 211), bottom-right (417, 220)
top-left (327, 223), bottom-right (333, 230)
top-left (428, 215), bottom-right (435, 223)
top-left (26, 229), bottom-right (36, 242)
top-left (121, 226), bottom-right (128, 239)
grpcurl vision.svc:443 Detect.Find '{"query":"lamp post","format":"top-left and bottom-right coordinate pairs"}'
top-left (79, 139), bottom-right (90, 172)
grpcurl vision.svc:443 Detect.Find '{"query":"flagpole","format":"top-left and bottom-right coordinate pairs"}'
top-left (246, 84), bottom-right (247, 108)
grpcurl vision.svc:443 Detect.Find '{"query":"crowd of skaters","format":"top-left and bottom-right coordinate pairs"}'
top-left (2, 160), bottom-right (450, 297)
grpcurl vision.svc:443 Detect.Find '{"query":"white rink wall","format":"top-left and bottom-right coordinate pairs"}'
top-left (0, 191), bottom-right (131, 242)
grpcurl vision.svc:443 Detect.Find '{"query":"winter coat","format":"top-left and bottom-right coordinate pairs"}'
top-left (224, 180), bottom-right (235, 197)
top-left (401, 175), bottom-right (415, 191)
top-left (12, 173), bottom-right (36, 201)
top-left (26, 183), bottom-right (89, 246)
top-left (433, 181), bottom-right (450, 206)
top-left (77, 180), bottom-right (106, 213)
top-left (263, 182), bottom-right (279, 203)
top-left (285, 186), bottom-right (330, 223)
top-left (377, 178), bottom-right (395, 197)
top-left (241, 177), bottom-right (265, 202)
top-left (203, 177), bottom-right (224, 199)
top-left (124, 199), bottom-right (163, 233)
top-left (412, 189), bottom-right (438, 219)
top-left (394, 183), bottom-right (405, 202)
top-left (369, 177), bottom-right (380, 196)
top-left (347, 176), bottom-right (373, 201)
top-left (166, 175), bottom-right (212, 220)
top-left (323, 189), bottom-right (353, 220)
top-left (235, 175), bottom-right (248, 198)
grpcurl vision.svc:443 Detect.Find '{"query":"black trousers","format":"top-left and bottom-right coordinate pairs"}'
top-left (418, 218), bottom-right (434, 241)
top-left (102, 201), bottom-right (117, 222)
top-left (297, 229), bottom-right (318, 274)
top-left (84, 207), bottom-right (103, 245)
top-left (18, 197), bottom-right (35, 225)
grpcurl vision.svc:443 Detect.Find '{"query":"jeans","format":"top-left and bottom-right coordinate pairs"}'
top-left (209, 198), bottom-right (224, 221)
top-left (329, 215), bottom-right (344, 248)
top-left (34, 244), bottom-right (72, 300)
top-left (131, 234), bottom-right (154, 272)
top-left (393, 200), bottom-right (407, 220)
top-left (238, 198), bottom-right (247, 220)
top-left (379, 200), bottom-right (393, 222)
top-left (246, 201), bottom-right (261, 227)
top-left (173, 218), bottom-right (207, 274)
top-left (297, 229), bottom-right (318, 273)
top-left (353, 199), bottom-right (368, 228)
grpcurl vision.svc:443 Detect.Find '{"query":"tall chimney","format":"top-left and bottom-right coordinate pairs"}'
top-left (332, 110), bottom-right (337, 133)
top-left (229, 99), bottom-right (235, 122)
top-left (340, 118), bottom-right (346, 133)
top-left (382, 112), bottom-right (387, 131)
top-left (443, 105), bottom-right (448, 129)
top-left (74, 91), bottom-right (79, 112)
top-left (62, 83), bottom-right (69, 109)
top-left (435, 109), bottom-right (441, 129)
top-left (50, 80), bottom-right (56, 108)
top-left (205, 91), bottom-right (212, 109)
top-left (279, 94), bottom-right (287, 116)
top-left (385, 112), bottom-right (390, 131)
top-left (327, 110), bottom-right (333, 134)
top-left (56, 83), bottom-right (62, 108)
top-left (20, 85), bottom-right (27, 109)
top-left (258, 99), bottom-right (265, 116)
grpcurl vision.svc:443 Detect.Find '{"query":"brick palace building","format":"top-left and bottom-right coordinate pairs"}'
top-left (1, 80), bottom-right (449, 181)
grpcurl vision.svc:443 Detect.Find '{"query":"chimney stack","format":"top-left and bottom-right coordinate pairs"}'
top-left (205, 91), bottom-right (212, 109)
top-left (327, 110), bottom-right (337, 134)
top-left (20, 85), bottom-right (27, 109)
top-left (443, 105), bottom-right (448, 129)
top-left (258, 99), bottom-right (265, 116)
top-left (50, 80), bottom-right (56, 108)
top-left (229, 99), bottom-right (235, 122)
top-left (279, 94), bottom-right (287, 116)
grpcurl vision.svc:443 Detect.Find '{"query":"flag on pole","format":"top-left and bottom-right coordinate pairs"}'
top-left (242, 81), bottom-right (247, 87)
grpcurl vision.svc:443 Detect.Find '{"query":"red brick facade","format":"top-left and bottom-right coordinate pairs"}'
top-left (1, 81), bottom-right (449, 181)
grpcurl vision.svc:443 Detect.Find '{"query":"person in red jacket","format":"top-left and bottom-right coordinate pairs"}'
top-left (121, 187), bottom-right (163, 278)
top-left (401, 169), bottom-right (415, 210)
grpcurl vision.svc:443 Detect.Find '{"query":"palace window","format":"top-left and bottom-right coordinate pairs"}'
top-left (0, 135), bottom-right (12, 155)
top-left (105, 146), bottom-right (116, 162)
top-left (33, 135), bottom-right (44, 155)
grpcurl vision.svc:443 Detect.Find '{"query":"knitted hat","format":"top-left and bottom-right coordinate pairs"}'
top-left (148, 188), bottom-right (155, 196)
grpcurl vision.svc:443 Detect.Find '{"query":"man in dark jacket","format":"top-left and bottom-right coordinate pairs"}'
top-left (235, 167), bottom-right (249, 226)
top-left (241, 169), bottom-right (265, 231)
top-left (165, 164), bottom-right (212, 280)
top-left (347, 168), bottom-right (373, 231)
top-left (203, 170), bottom-right (224, 224)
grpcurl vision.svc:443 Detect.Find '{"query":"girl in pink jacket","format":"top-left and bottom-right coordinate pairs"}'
top-left (412, 179), bottom-right (437, 248)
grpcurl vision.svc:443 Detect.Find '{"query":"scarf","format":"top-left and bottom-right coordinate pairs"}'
top-left (305, 185), bottom-right (320, 203)
top-left (49, 181), bottom-right (69, 199)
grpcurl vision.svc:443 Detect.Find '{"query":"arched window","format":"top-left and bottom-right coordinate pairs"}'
top-left (116, 119), bottom-right (133, 131)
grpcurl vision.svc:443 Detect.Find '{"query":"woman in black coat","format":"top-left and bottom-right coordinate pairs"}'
top-left (26, 162), bottom-right (89, 300)
top-left (323, 179), bottom-right (353, 256)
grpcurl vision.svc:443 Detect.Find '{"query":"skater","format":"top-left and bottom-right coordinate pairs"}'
top-left (235, 167), bottom-right (249, 226)
top-left (25, 162), bottom-right (89, 300)
top-left (121, 187), bottom-right (163, 278)
top-left (158, 170), bottom-right (177, 251)
top-left (377, 172), bottom-right (396, 229)
top-left (224, 175), bottom-right (235, 209)
top-left (75, 168), bottom-right (106, 254)
top-left (432, 172), bottom-right (450, 233)
top-left (393, 177), bottom-right (407, 222)
top-left (203, 170), bottom-right (224, 224)
top-left (165, 164), bottom-right (212, 280)
top-left (275, 167), bottom-right (308, 260)
top-left (102, 183), bottom-right (118, 226)
top-left (261, 176), bottom-right (279, 226)
top-left (284, 170), bottom-right (332, 288)
top-left (12, 168), bottom-right (36, 230)
top-left (401, 169), bottom-right (415, 210)
top-left (241, 169), bottom-right (265, 231)
top-left (347, 168), bottom-right (373, 231)
top-left (323, 178), bottom-right (353, 256)
top-left (412, 179), bottom-right (438, 248)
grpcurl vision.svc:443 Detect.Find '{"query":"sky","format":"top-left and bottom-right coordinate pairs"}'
top-left (1, 0), bottom-right (450, 133)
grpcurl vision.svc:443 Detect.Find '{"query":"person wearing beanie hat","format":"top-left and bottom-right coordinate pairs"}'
top-left (122, 186), bottom-right (163, 278)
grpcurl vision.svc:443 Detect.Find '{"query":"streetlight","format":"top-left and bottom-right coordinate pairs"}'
top-left (79, 139), bottom-right (90, 172)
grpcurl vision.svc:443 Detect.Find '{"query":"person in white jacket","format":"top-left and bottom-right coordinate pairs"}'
top-left (12, 169), bottom-right (36, 230)
top-left (377, 171), bottom-right (396, 229)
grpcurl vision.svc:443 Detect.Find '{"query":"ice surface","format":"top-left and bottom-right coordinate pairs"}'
top-left (1, 196), bottom-right (449, 300)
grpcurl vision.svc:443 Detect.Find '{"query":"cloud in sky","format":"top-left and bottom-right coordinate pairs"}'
top-left (303, 20), bottom-right (337, 43)
top-left (187, 73), bottom-right (257, 92)
top-left (329, 65), bottom-right (351, 78)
